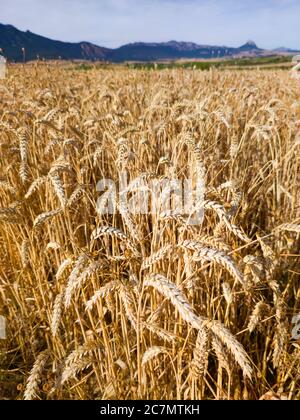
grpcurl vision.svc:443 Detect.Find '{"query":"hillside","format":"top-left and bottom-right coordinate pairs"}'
top-left (0, 23), bottom-right (298, 62)
top-left (0, 23), bottom-right (110, 61)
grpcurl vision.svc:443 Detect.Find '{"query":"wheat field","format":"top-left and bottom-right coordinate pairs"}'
top-left (0, 63), bottom-right (299, 400)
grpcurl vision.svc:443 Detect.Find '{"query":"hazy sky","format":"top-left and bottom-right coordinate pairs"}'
top-left (1, 0), bottom-right (299, 49)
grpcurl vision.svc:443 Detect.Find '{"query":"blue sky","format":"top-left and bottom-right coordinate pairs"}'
top-left (1, 0), bottom-right (299, 49)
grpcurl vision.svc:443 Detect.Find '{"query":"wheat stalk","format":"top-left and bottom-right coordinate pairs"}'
top-left (24, 350), bottom-right (49, 400)
top-left (142, 346), bottom-right (168, 366)
top-left (180, 240), bottom-right (245, 286)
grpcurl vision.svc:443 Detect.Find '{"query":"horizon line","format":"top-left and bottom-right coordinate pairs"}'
top-left (1, 22), bottom-right (299, 52)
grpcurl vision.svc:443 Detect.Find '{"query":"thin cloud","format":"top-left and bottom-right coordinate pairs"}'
top-left (0, 0), bottom-right (299, 49)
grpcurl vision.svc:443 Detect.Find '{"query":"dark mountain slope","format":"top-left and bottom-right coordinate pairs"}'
top-left (0, 23), bottom-right (298, 62)
top-left (0, 23), bottom-right (111, 61)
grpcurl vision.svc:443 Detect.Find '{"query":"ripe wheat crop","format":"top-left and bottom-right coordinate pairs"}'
top-left (0, 62), bottom-right (299, 400)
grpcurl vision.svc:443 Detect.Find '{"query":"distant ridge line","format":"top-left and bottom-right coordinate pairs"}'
top-left (0, 23), bottom-right (299, 62)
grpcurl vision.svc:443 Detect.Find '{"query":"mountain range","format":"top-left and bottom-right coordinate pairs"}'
top-left (0, 23), bottom-right (299, 62)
